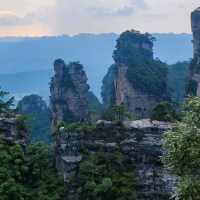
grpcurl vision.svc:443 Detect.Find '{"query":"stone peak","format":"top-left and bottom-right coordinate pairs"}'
top-left (195, 7), bottom-right (200, 11)
top-left (192, 7), bottom-right (200, 15)
top-left (54, 59), bottom-right (65, 66)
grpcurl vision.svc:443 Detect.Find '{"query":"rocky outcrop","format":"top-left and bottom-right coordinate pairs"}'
top-left (114, 64), bottom-right (161, 118)
top-left (17, 94), bottom-right (50, 142)
top-left (102, 30), bottom-right (168, 118)
top-left (191, 8), bottom-right (200, 60)
top-left (189, 8), bottom-right (200, 95)
top-left (50, 59), bottom-right (89, 128)
top-left (0, 113), bottom-right (29, 147)
top-left (55, 119), bottom-right (176, 199)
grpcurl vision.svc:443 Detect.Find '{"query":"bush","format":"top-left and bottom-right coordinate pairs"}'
top-left (72, 151), bottom-right (136, 200)
top-left (102, 104), bottom-right (133, 121)
top-left (151, 101), bottom-right (178, 122)
top-left (162, 97), bottom-right (200, 199)
top-left (0, 140), bottom-right (66, 200)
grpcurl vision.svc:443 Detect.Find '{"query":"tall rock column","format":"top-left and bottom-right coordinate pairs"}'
top-left (50, 59), bottom-right (89, 128)
top-left (192, 7), bottom-right (200, 59)
top-left (102, 30), bottom-right (168, 118)
top-left (189, 8), bottom-right (200, 96)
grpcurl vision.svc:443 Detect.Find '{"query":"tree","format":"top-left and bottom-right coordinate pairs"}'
top-left (102, 104), bottom-right (132, 121)
top-left (0, 140), bottom-right (65, 200)
top-left (162, 97), bottom-right (200, 199)
top-left (0, 88), bottom-right (14, 113)
top-left (151, 101), bottom-right (178, 122)
top-left (73, 151), bottom-right (136, 200)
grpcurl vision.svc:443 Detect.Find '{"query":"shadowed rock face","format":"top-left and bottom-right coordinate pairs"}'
top-left (191, 8), bottom-right (200, 58)
top-left (189, 8), bottom-right (200, 96)
top-left (55, 119), bottom-right (176, 200)
top-left (0, 113), bottom-right (29, 147)
top-left (50, 59), bottom-right (89, 128)
top-left (114, 64), bottom-right (160, 118)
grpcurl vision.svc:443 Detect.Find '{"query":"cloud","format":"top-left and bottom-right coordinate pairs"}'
top-left (85, 0), bottom-right (147, 17)
top-left (39, 0), bottom-right (149, 35)
top-left (42, 0), bottom-right (200, 35)
top-left (88, 6), bottom-right (135, 17)
top-left (0, 11), bottom-right (35, 26)
top-left (0, 0), bottom-right (200, 36)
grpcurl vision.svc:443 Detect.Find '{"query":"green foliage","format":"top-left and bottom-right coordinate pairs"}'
top-left (72, 151), bottom-right (136, 200)
top-left (0, 88), bottom-right (14, 113)
top-left (101, 65), bottom-right (117, 108)
top-left (0, 140), bottom-right (65, 200)
top-left (167, 61), bottom-right (189, 105)
top-left (87, 92), bottom-right (102, 114)
top-left (17, 95), bottom-right (51, 143)
top-left (113, 30), bottom-right (168, 96)
top-left (102, 104), bottom-right (133, 121)
top-left (151, 101), bottom-right (178, 122)
top-left (16, 115), bottom-right (31, 133)
top-left (187, 79), bottom-right (198, 96)
top-left (177, 176), bottom-right (200, 200)
top-left (162, 97), bottom-right (200, 199)
top-left (126, 58), bottom-right (168, 96)
top-left (87, 91), bottom-right (103, 122)
top-left (113, 30), bottom-right (154, 63)
top-left (64, 122), bottom-right (96, 132)
top-left (54, 122), bottom-right (96, 136)
top-left (187, 56), bottom-right (200, 96)
top-left (61, 67), bottom-right (75, 88)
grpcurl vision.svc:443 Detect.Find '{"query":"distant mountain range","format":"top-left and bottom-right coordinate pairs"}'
top-left (0, 33), bottom-right (193, 101)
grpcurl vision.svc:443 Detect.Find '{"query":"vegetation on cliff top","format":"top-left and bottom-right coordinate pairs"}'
top-left (113, 30), bottom-right (168, 97)
top-left (0, 88), bottom-right (14, 113)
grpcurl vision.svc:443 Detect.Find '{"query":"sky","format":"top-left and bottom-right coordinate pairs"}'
top-left (0, 0), bottom-right (199, 36)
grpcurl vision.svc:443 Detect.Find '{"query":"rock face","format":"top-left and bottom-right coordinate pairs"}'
top-left (191, 8), bottom-right (200, 60)
top-left (50, 59), bottom-right (89, 128)
top-left (55, 119), bottom-right (176, 200)
top-left (114, 64), bottom-right (162, 118)
top-left (17, 94), bottom-right (50, 142)
top-left (189, 8), bottom-right (200, 95)
top-left (102, 30), bottom-right (168, 118)
top-left (0, 113), bottom-right (29, 147)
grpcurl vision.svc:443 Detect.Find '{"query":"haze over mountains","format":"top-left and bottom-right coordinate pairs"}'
top-left (0, 33), bottom-right (193, 101)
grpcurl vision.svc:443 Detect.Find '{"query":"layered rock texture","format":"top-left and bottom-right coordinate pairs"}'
top-left (50, 59), bottom-right (90, 127)
top-left (17, 94), bottom-right (50, 142)
top-left (102, 30), bottom-right (168, 118)
top-left (55, 119), bottom-right (176, 200)
top-left (189, 8), bottom-right (200, 95)
top-left (0, 113), bottom-right (29, 147)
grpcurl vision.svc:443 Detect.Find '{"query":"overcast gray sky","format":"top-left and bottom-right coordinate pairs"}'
top-left (0, 0), bottom-right (199, 36)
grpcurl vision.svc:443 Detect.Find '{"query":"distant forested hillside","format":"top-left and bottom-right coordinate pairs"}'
top-left (167, 61), bottom-right (189, 105)
top-left (0, 33), bottom-right (192, 100)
